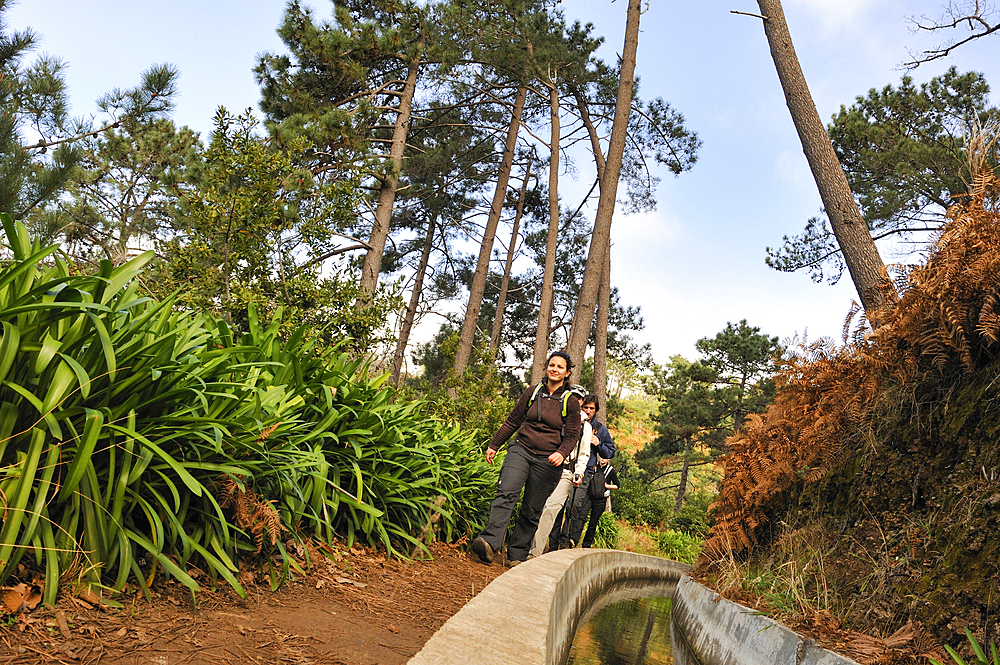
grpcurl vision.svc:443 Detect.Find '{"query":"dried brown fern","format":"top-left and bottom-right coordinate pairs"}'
top-left (705, 137), bottom-right (1000, 559)
top-left (217, 475), bottom-right (285, 554)
top-left (257, 421), bottom-right (282, 441)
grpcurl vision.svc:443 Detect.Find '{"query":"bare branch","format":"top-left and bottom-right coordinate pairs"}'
top-left (904, 1), bottom-right (1000, 67)
top-left (730, 9), bottom-right (768, 20)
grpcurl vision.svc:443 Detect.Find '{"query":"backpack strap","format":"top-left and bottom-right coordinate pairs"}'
top-left (528, 384), bottom-right (580, 449)
top-left (526, 383), bottom-right (544, 410)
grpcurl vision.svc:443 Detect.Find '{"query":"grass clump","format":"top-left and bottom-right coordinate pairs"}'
top-left (930, 628), bottom-right (999, 665)
top-left (654, 529), bottom-right (703, 564)
top-left (592, 512), bottom-right (619, 549)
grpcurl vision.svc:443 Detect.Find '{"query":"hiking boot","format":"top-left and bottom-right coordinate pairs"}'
top-left (506, 559), bottom-right (522, 568)
top-left (471, 536), bottom-right (494, 564)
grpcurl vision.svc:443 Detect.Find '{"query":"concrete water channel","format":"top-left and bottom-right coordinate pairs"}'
top-left (407, 549), bottom-right (860, 665)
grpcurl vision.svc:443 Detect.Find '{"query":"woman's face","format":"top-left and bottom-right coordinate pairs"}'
top-left (547, 356), bottom-right (571, 384)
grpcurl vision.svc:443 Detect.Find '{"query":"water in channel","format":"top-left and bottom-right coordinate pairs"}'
top-left (565, 594), bottom-right (674, 665)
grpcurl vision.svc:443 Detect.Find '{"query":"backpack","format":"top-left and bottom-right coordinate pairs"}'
top-left (588, 463), bottom-right (608, 500)
top-left (525, 382), bottom-right (587, 420)
top-left (526, 382), bottom-right (588, 463)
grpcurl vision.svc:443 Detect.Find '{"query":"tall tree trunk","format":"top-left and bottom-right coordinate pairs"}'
top-left (572, 82), bottom-right (607, 178)
top-left (452, 85), bottom-right (528, 378)
top-left (594, 250), bottom-right (610, 405)
top-left (674, 439), bottom-right (692, 513)
top-left (357, 32), bottom-right (424, 305)
top-left (391, 215), bottom-right (436, 386)
top-left (566, 0), bottom-right (641, 382)
top-left (572, 83), bottom-right (612, 406)
top-left (490, 155), bottom-right (533, 357)
top-left (531, 81), bottom-right (562, 384)
top-left (734, 373), bottom-right (748, 432)
top-left (755, 0), bottom-right (896, 314)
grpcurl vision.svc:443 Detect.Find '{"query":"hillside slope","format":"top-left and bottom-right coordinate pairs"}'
top-left (703, 166), bottom-right (1000, 661)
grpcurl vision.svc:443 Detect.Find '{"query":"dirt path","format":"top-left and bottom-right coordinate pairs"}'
top-left (0, 541), bottom-right (504, 665)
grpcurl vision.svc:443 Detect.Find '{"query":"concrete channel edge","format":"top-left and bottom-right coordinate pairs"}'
top-left (406, 549), bottom-right (860, 665)
top-left (671, 574), bottom-right (860, 665)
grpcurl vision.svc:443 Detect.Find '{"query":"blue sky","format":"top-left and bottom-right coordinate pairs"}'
top-left (9, 0), bottom-right (999, 366)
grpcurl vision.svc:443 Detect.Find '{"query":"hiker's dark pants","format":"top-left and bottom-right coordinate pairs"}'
top-left (478, 442), bottom-right (562, 562)
top-left (563, 469), bottom-right (603, 547)
top-left (548, 503), bottom-right (567, 550)
top-left (578, 495), bottom-right (606, 548)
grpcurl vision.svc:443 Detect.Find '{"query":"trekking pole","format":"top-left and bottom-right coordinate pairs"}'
top-left (561, 478), bottom-right (581, 549)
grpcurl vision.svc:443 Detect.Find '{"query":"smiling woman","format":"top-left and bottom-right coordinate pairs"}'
top-left (471, 351), bottom-right (583, 568)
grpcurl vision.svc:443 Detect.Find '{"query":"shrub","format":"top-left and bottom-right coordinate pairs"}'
top-left (610, 451), bottom-right (673, 527)
top-left (405, 323), bottom-right (518, 443)
top-left (409, 370), bottom-right (515, 446)
top-left (0, 214), bottom-right (493, 602)
top-left (614, 482), bottom-right (672, 527)
top-left (662, 488), bottom-right (713, 537)
top-left (654, 529), bottom-right (703, 564)
top-left (592, 512), bottom-right (619, 549)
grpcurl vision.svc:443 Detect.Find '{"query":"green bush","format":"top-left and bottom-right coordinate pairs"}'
top-left (606, 393), bottom-right (626, 423)
top-left (610, 452), bottom-right (674, 527)
top-left (593, 512), bottom-right (619, 549)
top-left (0, 214), bottom-right (493, 601)
top-left (404, 324), bottom-right (517, 444)
top-left (654, 529), bottom-right (703, 564)
top-left (408, 371), bottom-right (515, 446)
top-left (661, 489), bottom-right (713, 537)
top-left (615, 484), bottom-right (673, 527)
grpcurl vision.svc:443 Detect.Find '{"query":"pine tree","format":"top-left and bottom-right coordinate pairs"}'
top-left (0, 7), bottom-right (77, 219)
top-left (754, 0), bottom-right (897, 314)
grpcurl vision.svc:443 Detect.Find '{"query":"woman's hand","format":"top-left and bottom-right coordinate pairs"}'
top-left (548, 452), bottom-right (565, 466)
top-left (485, 447), bottom-right (497, 464)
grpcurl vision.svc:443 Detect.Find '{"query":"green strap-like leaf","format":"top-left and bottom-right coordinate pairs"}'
top-left (104, 425), bottom-right (204, 497)
top-left (40, 358), bottom-right (78, 423)
top-left (0, 321), bottom-right (20, 384)
top-left (0, 429), bottom-right (51, 578)
top-left (85, 312), bottom-right (117, 380)
top-left (0, 244), bottom-right (59, 297)
top-left (125, 528), bottom-right (199, 592)
top-left (57, 352), bottom-right (93, 400)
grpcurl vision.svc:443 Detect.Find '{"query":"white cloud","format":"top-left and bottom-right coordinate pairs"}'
top-left (613, 208), bottom-right (683, 254)
top-left (774, 149), bottom-right (813, 189)
top-left (788, 0), bottom-right (874, 30)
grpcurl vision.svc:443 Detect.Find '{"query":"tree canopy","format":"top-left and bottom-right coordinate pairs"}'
top-left (1, 0), bottom-right (699, 396)
top-left (767, 67), bottom-right (999, 284)
top-left (639, 321), bottom-right (779, 512)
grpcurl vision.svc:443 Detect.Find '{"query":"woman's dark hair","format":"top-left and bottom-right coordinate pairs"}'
top-left (547, 350), bottom-right (573, 370)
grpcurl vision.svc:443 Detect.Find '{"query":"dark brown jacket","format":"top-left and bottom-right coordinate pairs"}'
top-left (487, 383), bottom-right (582, 459)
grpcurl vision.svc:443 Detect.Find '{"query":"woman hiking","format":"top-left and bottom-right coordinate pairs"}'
top-left (470, 351), bottom-right (582, 567)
